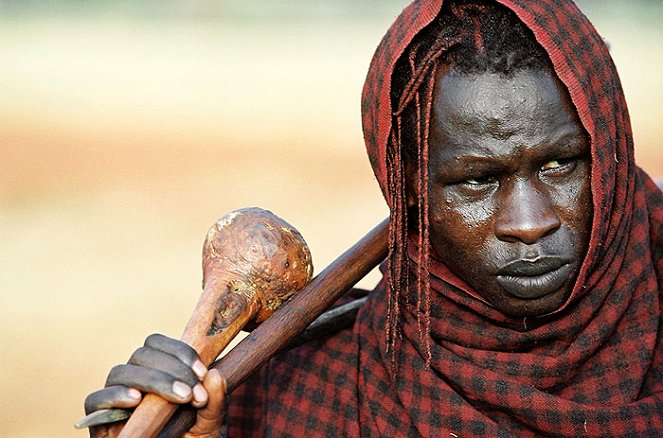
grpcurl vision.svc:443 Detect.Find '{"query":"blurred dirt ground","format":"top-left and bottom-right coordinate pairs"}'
top-left (0, 4), bottom-right (661, 437)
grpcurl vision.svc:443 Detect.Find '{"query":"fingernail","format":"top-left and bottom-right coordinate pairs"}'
top-left (193, 383), bottom-right (208, 405)
top-left (172, 381), bottom-right (191, 399)
top-left (192, 360), bottom-right (207, 380)
top-left (127, 388), bottom-right (141, 400)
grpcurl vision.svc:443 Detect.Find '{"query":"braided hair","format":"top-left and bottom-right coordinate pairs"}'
top-left (386, 0), bottom-right (552, 367)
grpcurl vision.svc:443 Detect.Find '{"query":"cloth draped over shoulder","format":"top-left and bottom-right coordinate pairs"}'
top-left (227, 0), bottom-right (663, 436)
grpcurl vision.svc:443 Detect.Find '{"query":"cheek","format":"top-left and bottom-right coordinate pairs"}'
top-left (428, 187), bottom-right (497, 266)
top-left (432, 187), bottom-right (496, 230)
top-left (572, 181), bottom-right (593, 253)
top-left (549, 166), bottom-right (593, 243)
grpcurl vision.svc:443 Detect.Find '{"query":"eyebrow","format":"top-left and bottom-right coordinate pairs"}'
top-left (536, 133), bottom-right (588, 158)
top-left (435, 155), bottom-right (506, 179)
top-left (435, 133), bottom-right (588, 172)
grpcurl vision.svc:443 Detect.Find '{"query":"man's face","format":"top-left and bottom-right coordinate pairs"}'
top-left (411, 67), bottom-right (592, 317)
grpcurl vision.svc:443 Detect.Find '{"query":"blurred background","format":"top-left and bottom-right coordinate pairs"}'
top-left (0, 0), bottom-right (660, 436)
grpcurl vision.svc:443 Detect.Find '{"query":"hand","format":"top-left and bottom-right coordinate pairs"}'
top-left (84, 334), bottom-right (226, 437)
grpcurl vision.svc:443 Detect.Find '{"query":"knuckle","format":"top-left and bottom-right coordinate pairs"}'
top-left (84, 387), bottom-right (117, 414)
top-left (144, 332), bottom-right (166, 347)
top-left (173, 342), bottom-right (197, 366)
top-left (105, 364), bottom-right (126, 386)
top-left (83, 391), bottom-right (99, 414)
top-left (128, 348), bottom-right (196, 385)
top-left (144, 333), bottom-right (196, 364)
top-left (128, 346), bottom-right (150, 365)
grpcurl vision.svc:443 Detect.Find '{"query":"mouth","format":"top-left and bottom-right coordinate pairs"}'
top-left (496, 256), bottom-right (572, 300)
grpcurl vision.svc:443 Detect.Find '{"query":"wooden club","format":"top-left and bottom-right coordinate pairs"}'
top-left (116, 207), bottom-right (313, 437)
top-left (76, 212), bottom-right (389, 437)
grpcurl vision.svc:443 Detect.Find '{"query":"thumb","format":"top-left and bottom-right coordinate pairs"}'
top-left (184, 370), bottom-right (226, 438)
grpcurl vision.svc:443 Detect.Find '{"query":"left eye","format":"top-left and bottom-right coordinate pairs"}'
top-left (542, 160), bottom-right (561, 170)
top-left (540, 159), bottom-right (576, 174)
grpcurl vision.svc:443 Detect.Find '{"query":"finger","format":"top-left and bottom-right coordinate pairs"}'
top-left (200, 370), bottom-right (226, 421)
top-left (191, 383), bottom-right (209, 408)
top-left (128, 346), bottom-right (199, 387)
top-left (144, 333), bottom-right (207, 380)
top-left (185, 370), bottom-right (226, 438)
top-left (105, 364), bottom-right (193, 404)
top-left (84, 386), bottom-right (142, 414)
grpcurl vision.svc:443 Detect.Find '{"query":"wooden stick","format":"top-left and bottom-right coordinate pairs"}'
top-left (117, 208), bottom-right (313, 438)
top-left (76, 217), bottom-right (389, 435)
top-left (159, 217), bottom-right (389, 437)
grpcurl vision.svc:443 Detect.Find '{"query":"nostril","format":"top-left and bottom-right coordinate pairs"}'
top-left (496, 211), bottom-right (561, 244)
top-left (540, 221), bottom-right (559, 239)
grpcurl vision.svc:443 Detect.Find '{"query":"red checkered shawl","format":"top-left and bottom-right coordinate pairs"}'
top-left (227, 0), bottom-right (663, 436)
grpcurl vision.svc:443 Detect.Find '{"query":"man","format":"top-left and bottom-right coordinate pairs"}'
top-left (85, 0), bottom-right (663, 436)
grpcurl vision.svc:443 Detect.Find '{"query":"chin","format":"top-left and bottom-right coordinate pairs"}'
top-left (494, 288), bottom-right (572, 318)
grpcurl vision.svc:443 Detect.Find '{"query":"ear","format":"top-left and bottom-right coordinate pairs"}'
top-left (404, 158), bottom-right (420, 209)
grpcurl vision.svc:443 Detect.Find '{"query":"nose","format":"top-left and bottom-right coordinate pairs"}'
top-left (495, 179), bottom-right (561, 244)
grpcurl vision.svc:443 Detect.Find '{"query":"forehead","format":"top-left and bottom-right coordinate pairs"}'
top-left (430, 67), bottom-right (584, 158)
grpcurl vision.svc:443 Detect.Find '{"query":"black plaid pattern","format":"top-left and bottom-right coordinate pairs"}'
top-left (226, 0), bottom-right (663, 436)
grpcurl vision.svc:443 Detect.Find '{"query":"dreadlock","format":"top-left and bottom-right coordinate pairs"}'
top-left (386, 0), bottom-right (552, 368)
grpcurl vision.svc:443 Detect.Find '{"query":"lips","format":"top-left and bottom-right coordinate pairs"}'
top-left (496, 256), bottom-right (572, 300)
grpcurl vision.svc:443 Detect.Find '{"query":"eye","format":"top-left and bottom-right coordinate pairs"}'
top-left (463, 176), bottom-right (497, 186)
top-left (542, 160), bottom-right (561, 170)
top-left (540, 158), bottom-right (576, 176)
top-left (455, 176), bottom-right (498, 195)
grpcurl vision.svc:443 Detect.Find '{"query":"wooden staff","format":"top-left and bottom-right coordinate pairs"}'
top-left (159, 216), bottom-right (389, 437)
top-left (77, 213), bottom-right (389, 436)
top-left (116, 207), bottom-right (314, 437)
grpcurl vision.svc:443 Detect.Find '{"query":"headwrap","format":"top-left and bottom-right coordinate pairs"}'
top-left (228, 1), bottom-right (663, 435)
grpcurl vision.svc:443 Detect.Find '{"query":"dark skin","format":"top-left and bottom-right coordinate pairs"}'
top-left (84, 334), bottom-right (225, 437)
top-left (407, 66), bottom-right (592, 317)
top-left (84, 66), bottom-right (593, 434)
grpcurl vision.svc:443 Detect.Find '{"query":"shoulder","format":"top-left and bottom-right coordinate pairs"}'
top-left (226, 291), bottom-right (370, 436)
